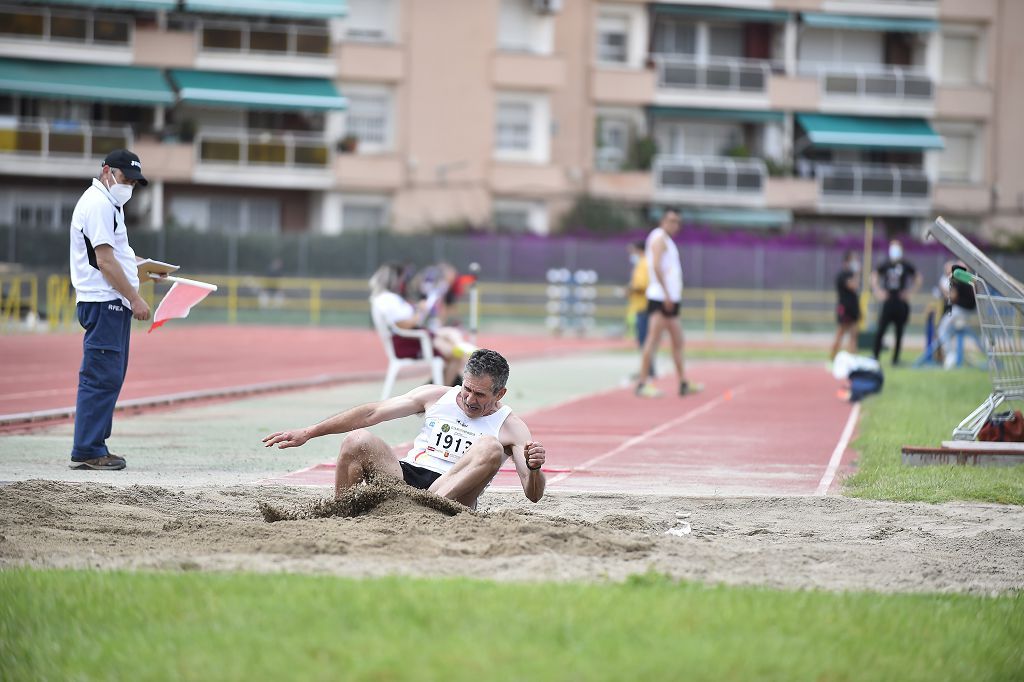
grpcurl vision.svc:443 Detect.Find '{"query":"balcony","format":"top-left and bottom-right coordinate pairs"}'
top-left (653, 156), bottom-right (766, 206)
top-left (0, 118), bottom-right (131, 178)
top-left (652, 54), bottom-right (774, 107)
top-left (0, 3), bottom-right (133, 63)
top-left (193, 128), bottom-right (334, 189)
top-left (801, 63), bottom-right (935, 115)
top-left (194, 20), bottom-right (334, 78)
top-left (812, 163), bottom-right (932, 215)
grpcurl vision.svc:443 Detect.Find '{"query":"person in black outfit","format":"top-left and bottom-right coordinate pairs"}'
top-left (871, 239), bottom-right (922, 365)
top-left (831, 250), bottom-right (861, 359)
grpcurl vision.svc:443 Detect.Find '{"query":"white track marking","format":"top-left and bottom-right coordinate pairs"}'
top-left (815, 402), bottom-right (860, 496)
top-left (546, 384), bottom-right (750, 485)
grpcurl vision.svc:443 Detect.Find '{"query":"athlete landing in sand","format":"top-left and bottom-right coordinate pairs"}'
top-left (263, 349), bottom-right (546, 508)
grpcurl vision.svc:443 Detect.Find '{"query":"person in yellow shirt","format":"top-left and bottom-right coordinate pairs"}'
top-left (626, 241), bottom-right (655, 379)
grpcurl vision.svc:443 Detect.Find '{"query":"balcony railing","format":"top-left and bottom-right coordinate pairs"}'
top-left (0, 4), bottom-right (131, 47)
top-left (199, 20), bottom-right (330, 57)
top-left (196, 129), bottom-right (332, 168)
top-left (0, 118), bottom-right (131, 159)
top-left (652, 54), bottom-right (773, 93)
top-left (654, 156), bottom-right (766, 194)
top-left (813, 163), bottom-right (931, 203)
top-left (800, 63), bottom-right (934, 101)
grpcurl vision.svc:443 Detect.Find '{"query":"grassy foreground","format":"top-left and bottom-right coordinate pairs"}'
top-left (2, 569), bottom-right (1022, 682)
top-left (846, 365), bottom-right (1024, 504)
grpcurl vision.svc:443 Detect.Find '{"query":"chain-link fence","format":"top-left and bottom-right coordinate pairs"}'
top-left (4, 223), bottom-right (1024, 291)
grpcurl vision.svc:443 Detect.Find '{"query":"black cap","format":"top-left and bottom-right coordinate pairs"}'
top-left (102, 149), bottom-right (148, 186)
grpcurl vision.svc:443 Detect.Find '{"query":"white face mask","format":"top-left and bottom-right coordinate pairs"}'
top-left (889, 245), bottom-right (903, 261)
top-left (106, 172), bottom-right (134, 206)
top-left (629, 253), bottom-right (640, 265)
top-left (849, 260), bottom-right (860, 273)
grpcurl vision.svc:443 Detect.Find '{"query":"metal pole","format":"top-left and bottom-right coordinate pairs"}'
top-left (468, 262), bottom-right (480, 343)
top-left (860, 216), bottom-right (874, 328)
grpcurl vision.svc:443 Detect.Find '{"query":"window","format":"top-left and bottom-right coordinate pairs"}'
top-left (170, 196), bottom-right (281, 233)
top-left (495, 101), bottom-right (532, 152)
top-left (344, 0), bottom-right (396, 42)
top-left (596, 14), bottom-right (629, 64)
top-left (344, 90), bottom-right (392, 150)
top-left (596, 117), bottom-right (630, 170)
top-left (652, 19), bottom-right (696, 55)
top-left (937, 128), bottom-right (978, 183)
top-left (941, 32), bottom-right (979, 85)
top-left (493, 199), bottom-right (548, 235)
top-left (209, 199), bottom-right (243, 232)
top-left (709, 25), bottom-right (743, 59)
top-left (494, 93), bottom-right (549, 163)
top-left (498, 0), bottom-right (553, 54)
top-left (341, 196), bottom-right (389, 231)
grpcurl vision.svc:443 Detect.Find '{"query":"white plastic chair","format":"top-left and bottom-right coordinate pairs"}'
top-left (370, 302), bottom-right (444, 400)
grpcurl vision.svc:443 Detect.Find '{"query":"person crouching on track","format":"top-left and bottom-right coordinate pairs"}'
top-left (263, 349), bottom-right (546, 509)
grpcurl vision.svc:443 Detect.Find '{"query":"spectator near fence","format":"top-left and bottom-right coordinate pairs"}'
top-left (871, 239), bottom-right (922, 366)
top-left (830, 250), bottom-right (861, 359)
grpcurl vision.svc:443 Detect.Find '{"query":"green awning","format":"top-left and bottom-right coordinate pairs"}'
top-left (0, 58), bottom-right (174, 105)
top-left (20, 0), bottom-right (176, 9)
top-left (648, 107), bottom-right (784, 123)
top-left (183, 0), bottom-right (347, 18)
top-left (802, 12), bottom-right (937, 32)
top-left (170, 69), bottom-right (346, 111)
top-left (683, 208), bottom-right (792, 228)
top-left (796, 114), bottom-right (944, 150)
top-left (651, 4), bottom-right (788, 23)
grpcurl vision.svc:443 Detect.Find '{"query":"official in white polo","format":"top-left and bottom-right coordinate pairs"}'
top-left (68, 149), bottom-right (151, 471)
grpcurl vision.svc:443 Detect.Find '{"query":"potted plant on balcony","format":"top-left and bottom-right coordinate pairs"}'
top-left (626, 136), bottom-right (657, 171)
top-left (178, 119), bottom-right (196, 143)
top-left (337, 134), bottom-right (359, 153)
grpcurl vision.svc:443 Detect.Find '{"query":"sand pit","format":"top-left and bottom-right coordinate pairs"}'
top-left (2, 480), bottom-right (1022, 594)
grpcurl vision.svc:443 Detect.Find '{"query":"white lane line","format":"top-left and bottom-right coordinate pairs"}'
top-left (815, 402), bottom-right (861, 496)
top-left (546, 383), bottom-right (750, 485)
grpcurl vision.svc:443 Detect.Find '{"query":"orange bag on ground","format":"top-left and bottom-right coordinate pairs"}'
top-left (978, 410), bottom-right (1024, 442)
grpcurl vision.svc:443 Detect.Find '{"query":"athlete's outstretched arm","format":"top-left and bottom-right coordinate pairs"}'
top-left (263, 384), bottom-right (447, 449)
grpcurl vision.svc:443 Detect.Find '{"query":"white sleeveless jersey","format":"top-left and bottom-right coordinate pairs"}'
top-left (404, 386), bottom-right (513, 475)
top-left (645, 226), bottom-right (683, 303)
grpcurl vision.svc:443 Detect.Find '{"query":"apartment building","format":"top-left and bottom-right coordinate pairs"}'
top-left (0, 0), bottom-right (1021, 238)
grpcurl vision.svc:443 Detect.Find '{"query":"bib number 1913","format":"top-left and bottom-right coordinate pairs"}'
top-left (435, 432), bottom-right (471, 453)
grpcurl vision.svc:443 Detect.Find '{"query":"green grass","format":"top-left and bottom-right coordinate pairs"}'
top-left (845, 366), bottom-right (1024, 504)
top-left (2, 568), bottom-right (1021, 682)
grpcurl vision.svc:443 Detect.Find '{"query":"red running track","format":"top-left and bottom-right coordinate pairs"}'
top-left (0, 326), bottom-right (626, 419)
top-left (267, 361), bottom-right (858, 496)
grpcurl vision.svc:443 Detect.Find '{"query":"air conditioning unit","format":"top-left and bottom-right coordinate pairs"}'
top-left (532, 0), bottom-right (563, 14)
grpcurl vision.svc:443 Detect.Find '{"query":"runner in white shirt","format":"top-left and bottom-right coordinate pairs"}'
top-left (636, 208), bottom-right (697, 398)
top-left (263, 349), bottom-right (546, 508)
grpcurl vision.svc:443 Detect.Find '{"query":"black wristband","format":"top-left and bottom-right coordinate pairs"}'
top-left (527, 463), bottom-right (542, 471)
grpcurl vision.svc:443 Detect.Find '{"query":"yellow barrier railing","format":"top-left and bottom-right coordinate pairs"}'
top-left (0, 275), bottom-right (38, 330)
top-left (5, 274), bottom-right (940, 338)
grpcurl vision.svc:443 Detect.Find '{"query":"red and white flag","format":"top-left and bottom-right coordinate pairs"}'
top-left (149, 277), bottom-right (218, 332)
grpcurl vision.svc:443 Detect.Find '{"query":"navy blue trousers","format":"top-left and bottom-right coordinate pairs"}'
top-left (71, 300), bottom-right (132, 461)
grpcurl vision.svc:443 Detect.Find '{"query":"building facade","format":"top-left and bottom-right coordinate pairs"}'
top-left (0, 0), bottom-right (1021, 239)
